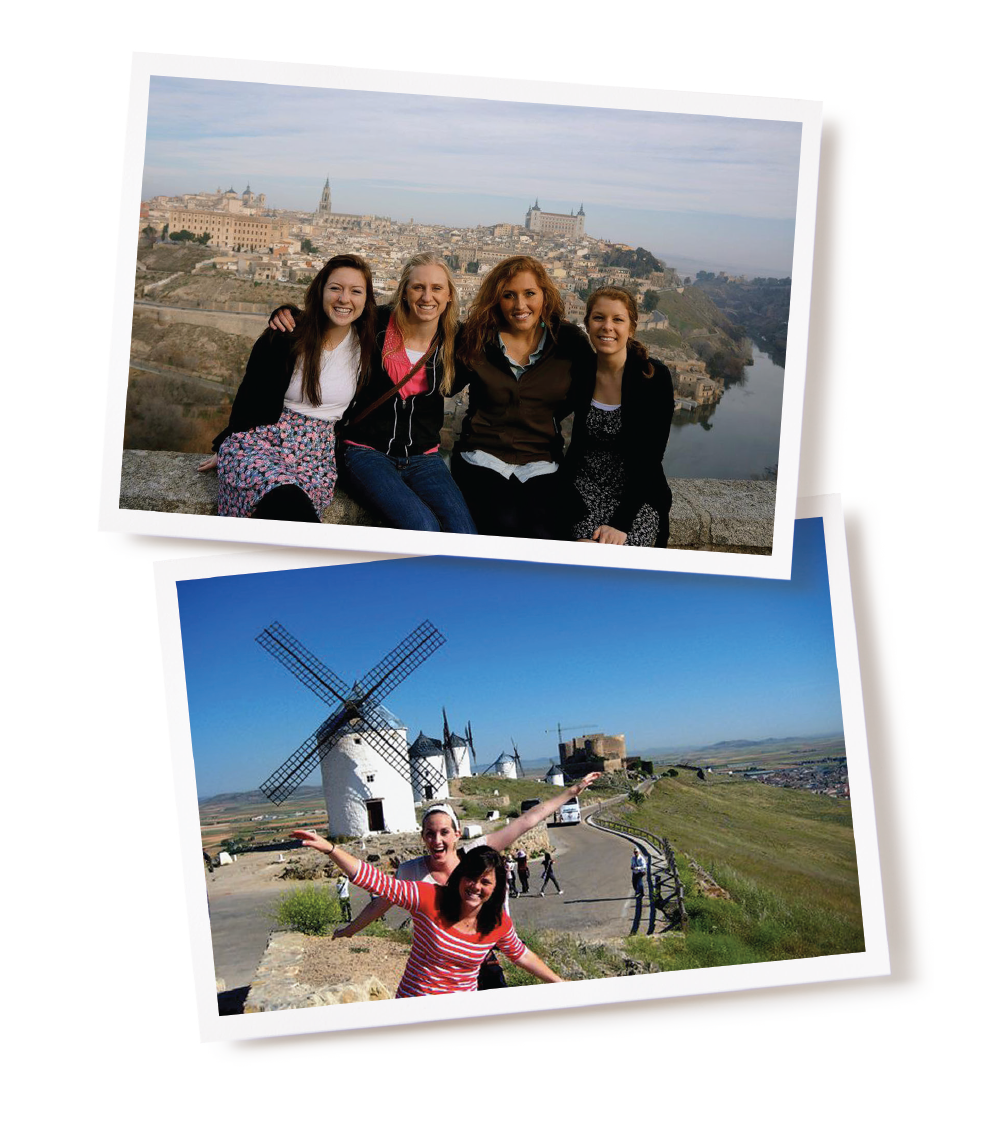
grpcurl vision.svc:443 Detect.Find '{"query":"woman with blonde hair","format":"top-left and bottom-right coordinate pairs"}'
top-left (452, 255), bottom-right (594, 540)
top-left (269, 252), bottom-right (475, 533)
top-left (566, 287), bottom-right (674, 546)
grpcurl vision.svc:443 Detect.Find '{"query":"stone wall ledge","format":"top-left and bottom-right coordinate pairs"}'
top-left (119, 450), bottom-right (775, 554)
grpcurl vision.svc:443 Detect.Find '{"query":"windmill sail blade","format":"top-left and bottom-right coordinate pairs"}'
top-left (442, 707), bottom-right (451, 749)
top-left (256, 621), bottom-right (349, 707)
top-left (359, 620), bottom-right (446, 706)
top-left (359, 704), bottom-right (447, 797)
top-left (259, 710), bottom-right (350, 804)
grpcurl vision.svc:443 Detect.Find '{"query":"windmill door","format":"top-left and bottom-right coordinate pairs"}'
top-left (366, 799), bottom-right (385, 832)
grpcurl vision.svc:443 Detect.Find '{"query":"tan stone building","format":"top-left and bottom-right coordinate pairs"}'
top-left (166, 209), bottom-right (290, 252)
top-left (560, 731), bottom-right (627, 775)
top-left (524, 199), bottom-right (586, 239)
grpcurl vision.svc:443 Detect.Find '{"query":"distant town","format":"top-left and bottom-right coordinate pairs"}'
top-left (139, 174), bottom-right (762, 415)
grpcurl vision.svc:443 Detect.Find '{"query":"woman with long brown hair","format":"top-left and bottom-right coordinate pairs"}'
top-left (452, 255), bottom-right (594, 540)
top-left (268, 252), bottom-right (476, 533)
top-left (289, 833), bottom-right (562, 997)
top-left (566, 287), bottom-right (674, 546)
top-left (198, 253), bottom-right (375, 522)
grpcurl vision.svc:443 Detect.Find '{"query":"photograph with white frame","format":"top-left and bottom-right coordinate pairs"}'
top-left (100, 50), bottom-right (823, 583)
top-left (156, 494), bottom-right (887, 1042)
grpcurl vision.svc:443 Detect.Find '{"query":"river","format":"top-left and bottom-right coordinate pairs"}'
top-left (662, 341), bottom-right (784, 481)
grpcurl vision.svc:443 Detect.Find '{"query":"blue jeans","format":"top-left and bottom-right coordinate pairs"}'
top-left (342, 446), bottom-right (478, 534)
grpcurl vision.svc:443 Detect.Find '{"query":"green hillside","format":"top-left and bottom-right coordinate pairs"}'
top-left (618, 767), bottom-right (863, 969)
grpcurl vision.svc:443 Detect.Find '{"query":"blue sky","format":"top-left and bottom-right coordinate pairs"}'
top-left (144, 76), bottom-right (802, 278)
top-left (177, 518), bottom-right (842, 798)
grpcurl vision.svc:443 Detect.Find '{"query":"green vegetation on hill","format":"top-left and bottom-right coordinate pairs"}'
top-left (645, 288), bottom-right (750, 382)
top-left (617, 767), bottom-right (863, 968)
top-left (457, 773), bottom-right (621, 819)
top-left (600, 245), bottom-right (665, 277)
top-left (692, 275), bottom-right (791, 366)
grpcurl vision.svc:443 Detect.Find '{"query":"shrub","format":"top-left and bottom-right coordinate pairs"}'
top-left (271, 884), bottom-right (341, 935)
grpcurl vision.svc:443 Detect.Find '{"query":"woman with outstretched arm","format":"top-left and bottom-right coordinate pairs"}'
top-left (290, 834), bottom-right (561, 996)
top-left (333, 773), bottom-right (601, 940)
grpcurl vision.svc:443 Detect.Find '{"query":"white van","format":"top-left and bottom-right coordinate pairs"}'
top-left (555, 797), bottom-right (581, 825)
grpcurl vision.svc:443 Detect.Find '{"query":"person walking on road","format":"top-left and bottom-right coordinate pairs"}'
top-left (631, 847), bottom-right (647, 898)
top-left (538, 851), bottom-right (563, 896)
top-left (516, 849), bottom-right (530, 894)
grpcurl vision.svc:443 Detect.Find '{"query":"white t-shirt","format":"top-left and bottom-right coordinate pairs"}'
top-left (283, 329), bottom-right (359, 420)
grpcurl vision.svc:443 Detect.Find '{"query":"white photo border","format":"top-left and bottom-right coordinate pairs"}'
top-left (104, 52), bottom-right (821, 581)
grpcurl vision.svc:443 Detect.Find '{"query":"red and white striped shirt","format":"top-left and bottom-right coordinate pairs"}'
top-left (352, 860), bottom-right (526, 997)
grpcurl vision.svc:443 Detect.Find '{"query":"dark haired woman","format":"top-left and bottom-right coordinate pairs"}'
top-left (565, 288), bottom-right (674, 547)
top-left (197, 254), bottom-right (375, 522)
top-left (291, 831), bottom-right (562, 996)
top-left (452, 255), bottom-right (594, 540)
top-left (333, 776), bottom-right (599, 939)
top-left (269, 253), bottom-right (475, 533)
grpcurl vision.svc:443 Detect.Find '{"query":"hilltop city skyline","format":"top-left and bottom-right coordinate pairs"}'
top-left (177, 518), bottom-right (842, 799)
top-left (142, 76), bottom-right (804, 278)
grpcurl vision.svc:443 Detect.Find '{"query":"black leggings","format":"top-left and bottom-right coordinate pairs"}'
top-left (451, 453), bottom-right (572, 540)
top-left (252, 485), bottom-right (321, 523)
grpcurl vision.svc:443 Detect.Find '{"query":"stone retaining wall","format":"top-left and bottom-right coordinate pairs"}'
top-left (119, 449), bottom-right (775, 553)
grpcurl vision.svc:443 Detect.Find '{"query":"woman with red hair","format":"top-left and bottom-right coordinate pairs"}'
top-left (452, 255), bottom-right (594, 540)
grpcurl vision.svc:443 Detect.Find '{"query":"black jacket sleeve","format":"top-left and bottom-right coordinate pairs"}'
top-left (211, 329), bottom-right (297, 452)
top-left (608, 358), bottom-right (674, 537)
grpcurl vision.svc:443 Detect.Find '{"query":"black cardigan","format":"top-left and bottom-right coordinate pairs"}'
top-left (564, 350), bottom-right (675, 545)
top-left (343, 306), bottom-right (469, 458)
top-left (211, 328), bottom-right (299, 453)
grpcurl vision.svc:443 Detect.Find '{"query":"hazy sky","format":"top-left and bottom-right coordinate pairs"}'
top-left (177, 518), bottom-right (842, 798)
top-left (144, 76), bottom-right (803, 278)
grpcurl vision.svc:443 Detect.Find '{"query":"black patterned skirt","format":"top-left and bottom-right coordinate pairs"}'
top-left (571, 405), bottom-right (658, 547)
top-left (216, 409), bottom-right (338, 519)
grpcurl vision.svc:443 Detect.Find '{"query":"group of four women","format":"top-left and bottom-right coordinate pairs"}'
top-left (200, 252), bottom-right (674, 547)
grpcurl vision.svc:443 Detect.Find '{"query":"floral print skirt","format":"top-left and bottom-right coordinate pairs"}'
top-left (216, 409), bottom-right (338, 519)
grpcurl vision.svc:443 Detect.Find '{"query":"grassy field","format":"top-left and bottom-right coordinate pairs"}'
top-left (668, 734), bottom-right (846, 770)
top-left (615, 767), bottom-right (863, 969)
top-left (457, 773), bottom-right (622, 820)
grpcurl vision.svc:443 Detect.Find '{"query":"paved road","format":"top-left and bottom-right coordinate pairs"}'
top-left (507, 813), bottom-right (651, 940)
top-left (206, 802), bottom-right (655, 995)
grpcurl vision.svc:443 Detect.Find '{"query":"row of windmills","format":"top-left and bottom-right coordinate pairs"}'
top-left (252, 618), bottom-right (578, 839)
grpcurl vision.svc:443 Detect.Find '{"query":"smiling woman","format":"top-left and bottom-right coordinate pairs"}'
top-left (268, 252), bottom-right (477, 533)
top-left (197, 254), bottom-right (376, 522)
top-left (452, 255), bottom-right (595, 540)
top-left (564, 287), bottom-right (675, 547)
top-left (291, 832), bottom-right (563, 996)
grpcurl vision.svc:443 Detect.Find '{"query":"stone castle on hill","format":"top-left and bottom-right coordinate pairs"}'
top-left (560, 732), bottom-right (627, 777)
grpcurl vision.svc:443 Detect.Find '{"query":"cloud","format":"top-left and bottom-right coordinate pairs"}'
top-left (145, 77), bottom-right (802, 221)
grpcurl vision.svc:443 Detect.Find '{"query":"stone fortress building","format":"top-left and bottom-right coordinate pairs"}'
top-left (525, 198), bottom-right (586, 239)
top-left (152, 183), bottom-right (290, 253)
top-left (559, 731), bottom-right (627, 777)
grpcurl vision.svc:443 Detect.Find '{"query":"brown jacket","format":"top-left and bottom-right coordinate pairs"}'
top-left (455, 321), bottom-right (593, 465)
